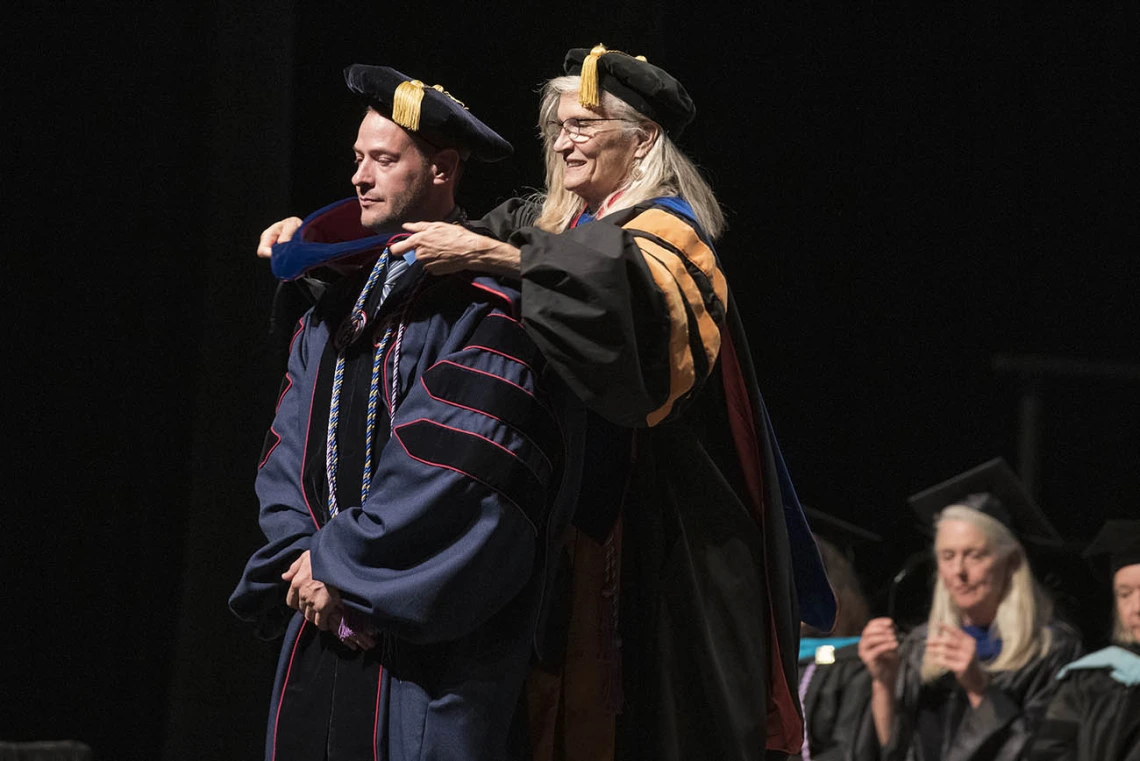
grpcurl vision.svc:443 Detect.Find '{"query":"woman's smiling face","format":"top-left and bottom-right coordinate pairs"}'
top-left (550, 92), bottom-right (642, 210)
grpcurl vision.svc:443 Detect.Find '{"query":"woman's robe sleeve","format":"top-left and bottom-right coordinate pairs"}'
top-left (489, 202), bottom-right (727, 428)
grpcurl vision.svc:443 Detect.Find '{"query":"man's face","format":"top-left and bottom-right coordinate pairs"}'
top-left (1114, 563), bottom-right (1140, 642)
top-left (351, 109), bottom-right (434, 231)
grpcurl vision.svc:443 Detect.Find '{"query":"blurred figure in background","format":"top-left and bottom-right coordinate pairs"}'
top-left (795, 510), bottom-right (879, 761)
top-left (855, 459), bottom-right (1082, 761)
top-left (1030, 519), bottom-right (1140, 761)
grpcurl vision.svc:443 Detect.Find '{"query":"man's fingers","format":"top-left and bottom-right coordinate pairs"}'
top-left (282, 554), bottom-right (304, 581)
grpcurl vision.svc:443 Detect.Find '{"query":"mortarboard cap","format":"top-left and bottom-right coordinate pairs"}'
top-left (907, 457), bottom-right (1063, 547)
top-left (343, 65), bottom-right (513, 163)
top-left (803, 506), bottom-right (883, 549)
top-left (563, 44), bottom-right (696, 138)
top-left (1084, 519), bottom-right (1140, 576)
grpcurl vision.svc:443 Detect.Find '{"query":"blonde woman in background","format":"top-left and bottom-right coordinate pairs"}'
top-left (856, 460), bottom-right (1082, 761)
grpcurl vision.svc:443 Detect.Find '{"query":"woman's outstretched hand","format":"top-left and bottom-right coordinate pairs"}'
top-left (389, 221), bottom-right (521, 276)
top-left (257, 217), bottom-right (303, 258)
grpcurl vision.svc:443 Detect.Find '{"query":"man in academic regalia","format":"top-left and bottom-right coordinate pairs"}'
top-left (229, 65), bottom-right (586, 761)
top-left (1030, 520), bottom-right (1140, 761)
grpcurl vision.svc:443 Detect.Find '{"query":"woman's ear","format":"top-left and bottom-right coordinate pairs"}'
top-left (633, 124), bottom-right (660, 159)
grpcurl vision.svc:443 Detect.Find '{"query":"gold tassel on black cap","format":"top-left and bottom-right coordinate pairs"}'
top-left (578, 44), bottom-right (607, 108)
top-left (392, 79), bottom-right (426, 131)
top-left (578, 45), bottom-right (649, 109)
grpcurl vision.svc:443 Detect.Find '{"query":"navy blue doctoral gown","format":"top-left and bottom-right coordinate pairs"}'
top-left (231, 200), bottom-right (585, 761)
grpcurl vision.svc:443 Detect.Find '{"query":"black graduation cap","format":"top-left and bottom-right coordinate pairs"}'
top-left (1084, 519), bottom-right (1140, 575)
top-left (906, 458), bottom-right (1063, 547)
top-left (563, 44), bottom-right (696, 138)
top-left (803, 506), bottom-right (883, 550)
top-left (343, 64), bottom-right (513, 163)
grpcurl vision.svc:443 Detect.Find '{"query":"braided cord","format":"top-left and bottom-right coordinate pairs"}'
top-left (387, 276), bottom-right (425, 432)
top-left (360, 324), bottom-right (395, 503)
top-left (326, 249), bottom-right (390, 519)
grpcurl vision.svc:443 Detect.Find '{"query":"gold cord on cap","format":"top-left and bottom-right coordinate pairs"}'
top-left (431, 84), bottom-right (468, 110)
top-left (392, 79), bottom-right (426, 131)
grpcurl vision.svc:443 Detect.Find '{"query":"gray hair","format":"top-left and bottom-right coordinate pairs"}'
top-left (921, 506), bottom-right (1054, 682)
top-left (531, 75), bottom-right (725, 239)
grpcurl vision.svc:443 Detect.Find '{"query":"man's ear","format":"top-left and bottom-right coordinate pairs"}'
top-left (430, 148), bottom-right (462, 186)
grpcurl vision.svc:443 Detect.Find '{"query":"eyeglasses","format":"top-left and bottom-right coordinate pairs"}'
top-left (542, 117), bottom-right (636, 143)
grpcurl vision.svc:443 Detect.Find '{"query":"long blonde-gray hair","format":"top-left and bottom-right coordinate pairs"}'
top-left (531, 75), bottom-right (725, 239)
top-left (921, 506), bottom-right (1054, 683)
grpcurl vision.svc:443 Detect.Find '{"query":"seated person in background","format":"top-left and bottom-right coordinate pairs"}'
top-left (856, 459), bottom-right (1082, 761)
top-left (1030, 519), bottom-right (1140, 761)
top-left (795, 512), bottom-right (878, 761)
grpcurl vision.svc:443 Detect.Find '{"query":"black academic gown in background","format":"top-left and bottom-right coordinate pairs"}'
top-left (852, 623), bottom-right (1083, 761)
top-left (794, 643), bottom-right (873, 761)
top-left (476, 198), bottom-right (836, 761)
top-left (1028, 645), bottom-right (1140, 761)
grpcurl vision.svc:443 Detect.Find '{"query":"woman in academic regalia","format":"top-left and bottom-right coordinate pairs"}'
top-left (1029, 520), bottom-right (1140, 761)
top-left (855, 459), bottom-right (1083, 761)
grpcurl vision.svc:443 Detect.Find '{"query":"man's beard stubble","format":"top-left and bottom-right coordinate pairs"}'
top-left (364, 162), bottom-right (436, 233)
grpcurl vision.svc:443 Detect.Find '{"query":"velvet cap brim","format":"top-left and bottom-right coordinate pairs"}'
top-left (344, 64), bottom-right (513, 163)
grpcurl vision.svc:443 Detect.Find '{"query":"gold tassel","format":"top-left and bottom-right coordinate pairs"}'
top-left (392, 79), bottom-right (425, 131)
top-left (578, 44), bottom-right (608, 108)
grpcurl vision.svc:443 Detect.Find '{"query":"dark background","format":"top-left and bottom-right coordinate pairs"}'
top-left (4, 2), bottom-right (1137, 759)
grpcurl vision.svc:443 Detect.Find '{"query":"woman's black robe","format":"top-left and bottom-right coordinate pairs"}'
top-left (853, 623), bottom-right (1083, 761)
top-left (478, 198), bottom-right (836, 761)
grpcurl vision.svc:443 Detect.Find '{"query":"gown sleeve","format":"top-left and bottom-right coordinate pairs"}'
top-left (308, 306), bottom-right (568, 644)
top-left (508, 205), bottom-right (727, 428)
top-left (229, 313), bottom-right (324, 638)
